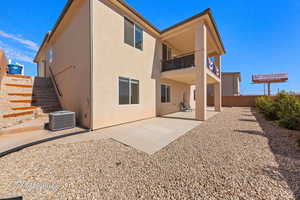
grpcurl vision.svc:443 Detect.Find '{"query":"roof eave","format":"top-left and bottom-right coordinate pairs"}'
top-left (206, 9), bottom-right (226, 54)
top-left (34, 0), bottom-right (226, 63)
top-left (34, 0), bottom-right (74, 62)
top-left (222, 72), bottom-right (242, 82)
top-left (34, 31), bottom-right (51, 63)
top-left (161, 8), bottom-right (226, 55)
top-left (161, 8), bottom-right (210, 33)
top-left (115, 0), bottom-right (161, 34)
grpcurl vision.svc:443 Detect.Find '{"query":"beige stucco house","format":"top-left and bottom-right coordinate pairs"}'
top-left (34, 0), bottom-right (226, 130)
top-left (220, 72), bottom-right (241, 96)
top-left (207, 72), bottom-right (241, 96)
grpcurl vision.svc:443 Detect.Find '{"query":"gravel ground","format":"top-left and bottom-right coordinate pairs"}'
top-left (0, 107), bottom-right (299, 200)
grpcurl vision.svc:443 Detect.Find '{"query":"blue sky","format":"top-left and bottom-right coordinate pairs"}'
top-left (0, 0), bottom-right (299, 94)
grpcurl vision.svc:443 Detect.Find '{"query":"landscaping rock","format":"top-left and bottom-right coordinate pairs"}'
top-left (0, 107), bottom-right (299, 199)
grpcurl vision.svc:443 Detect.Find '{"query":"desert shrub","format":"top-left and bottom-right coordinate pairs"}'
top-left (279, 110), bottom-right (300, 130)
top-left (255, 96), bottom-right (278, 120)
top-left (256, 92), bottom-right (300, 130)
top-left (274, 92), bottom-right (294, 113)
top-left (256, 96), bottom-right (271, 111)
top-left (277, 93), bottom-right (300, 130)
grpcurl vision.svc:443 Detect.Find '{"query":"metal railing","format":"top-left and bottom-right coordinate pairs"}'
top-left (207, 60), bottom-right (220, 77)
top-left (53, 65), bottom-right (75, 78)
top-left (161, 54), bottom-right (195, 72)
top-left (49, 67), bottom-right (63, 97)
top-left (161, 53), bottom-right (220, 77)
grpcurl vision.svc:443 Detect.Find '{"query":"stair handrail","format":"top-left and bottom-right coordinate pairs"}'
top-left (53, 65), bottom-right (75, 78)
top-left (49, 67), bottom-right (63, 97)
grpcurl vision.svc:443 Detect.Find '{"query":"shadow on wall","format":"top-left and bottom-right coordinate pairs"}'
top-left (151, 39), bottom-right (162, 115)
top-left (235, 108), bottom-right (300, 200)
top-left (0, 197), bottom-right (22, 200)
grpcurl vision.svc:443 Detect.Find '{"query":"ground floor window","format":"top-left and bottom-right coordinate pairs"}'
top-left (161, 84), bottom-right (171, 103)
top-left (119, 77), bottom-right (139, 105)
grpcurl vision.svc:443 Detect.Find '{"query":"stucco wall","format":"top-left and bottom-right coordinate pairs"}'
top-left (222, 75), bottom-right (231, 96)
top-left (158, 79), bottom-right (191, 116)
top-left (207, 74), bottom-right (240, 96)
top-left (36, 0), bottom-right (91, 128)
top-left (37, 59), bottom-right (46, 77)
top-left (91, 0), bottom-right (161, 129)
top-left (222, 75), bottom-right (237, 96)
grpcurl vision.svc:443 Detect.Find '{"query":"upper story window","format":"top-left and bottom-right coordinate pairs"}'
top-left (124, 17), bottom-right (143, 50)
top-left (47, 48), bottom-right (53, 65)
top-left (135, 25), bottom-right (143, 50)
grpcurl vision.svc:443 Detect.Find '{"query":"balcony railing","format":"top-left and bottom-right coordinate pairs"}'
top-left (161, 53), bottom-right (220, 77)
top-left (162, 54), bottom-right (195, 72)
top-left (207, 59), bottom-right (220, 77)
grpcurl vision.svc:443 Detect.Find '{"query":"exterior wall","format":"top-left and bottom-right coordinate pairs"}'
top-left (207, 74), bottom-right (240, 96)
top-left (222, 74), bottom-right (239, 96)
top-left (37, 59), bottom-right (46, 77)
top-left (0, 50), bottom-right (8, 89)
top-left (91, 0), bottom-right (161, 129)
top-left (207, 84), bottom-right (213, 96)
top-left (212, 96), bottom-right (257, 107)
top-left (158, 79), bottom-right (191, 116)
top-left (34, 0), bottom-right (225, 129)
top-left (36, 0), bottom-right (91, 128)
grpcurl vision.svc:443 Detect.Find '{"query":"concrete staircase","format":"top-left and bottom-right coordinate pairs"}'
top-left (0, 74), bottom-right (61, 130)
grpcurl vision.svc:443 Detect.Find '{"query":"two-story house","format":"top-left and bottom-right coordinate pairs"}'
top-left (34, 0), bottom-right (226, 130)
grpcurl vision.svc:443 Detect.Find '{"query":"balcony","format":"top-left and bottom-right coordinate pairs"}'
top-left (161, 54), bottom-right (220, 77)
top-left (207, 59), bottom-right (220, 77)
top-left (162, 54), bottom-right (195, 72)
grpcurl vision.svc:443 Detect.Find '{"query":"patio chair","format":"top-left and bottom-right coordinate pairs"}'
top-left (180, 102), bottom-right (193, 112)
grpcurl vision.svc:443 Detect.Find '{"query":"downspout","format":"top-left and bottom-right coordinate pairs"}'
top-left (89, 0), bottom-right (94, 130)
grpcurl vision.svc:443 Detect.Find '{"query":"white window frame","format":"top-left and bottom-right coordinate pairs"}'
top-left (47, 48), bottom-right (53, 65)
top-left (134, 24), bottom-right (143, 50)
top-left (119, 77), bottom-right (140, 105)
top-left (124, 17), bottom-right (143, 51)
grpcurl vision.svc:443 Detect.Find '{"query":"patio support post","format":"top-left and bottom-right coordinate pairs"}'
top-left (214, 55), bottom-right (222, 112)
top-left (213, 82), bottom-right (222, 111)
top-left (195, 23), bottom-right (207, 121)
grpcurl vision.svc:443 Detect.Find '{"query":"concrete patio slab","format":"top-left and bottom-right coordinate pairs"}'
top-left (0, 109), bottom-right (219, 156)
top-left (163, 107), bottom-right (218, 120)
top-left (95, 109), bottom-right (219, 154)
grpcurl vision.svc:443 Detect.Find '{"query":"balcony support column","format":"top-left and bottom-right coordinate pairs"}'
top-left (195, 23), bottom-right (207, 121)
top-left (214, 55), bottom-right (222, 112)
top-left (213, 82), bottom-right (222, 112)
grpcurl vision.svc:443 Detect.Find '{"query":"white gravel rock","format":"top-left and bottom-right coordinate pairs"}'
top-left (0, 107), bottom-right (299, 199)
